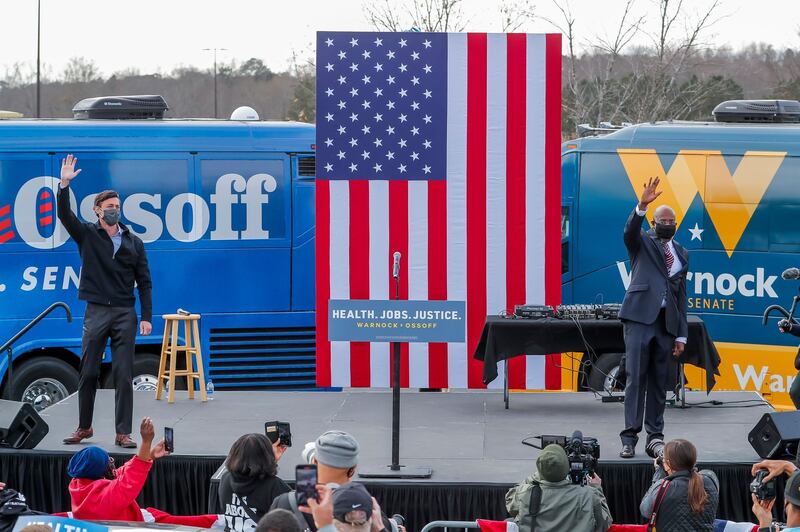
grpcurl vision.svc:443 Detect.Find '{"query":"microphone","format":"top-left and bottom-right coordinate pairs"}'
top-left (570, 430), bottom-right (583, 448)
top-left (782, 267), bottom-right (800, 280)
top-left (392, 251), bottom-right (401, 279)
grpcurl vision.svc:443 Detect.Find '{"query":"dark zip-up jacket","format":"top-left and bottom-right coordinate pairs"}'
top-left (57, 184), bottom-right (152, 322)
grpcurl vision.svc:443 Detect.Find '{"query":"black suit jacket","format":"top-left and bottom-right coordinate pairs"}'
top-left (618, 209), bottom-right (689, 339)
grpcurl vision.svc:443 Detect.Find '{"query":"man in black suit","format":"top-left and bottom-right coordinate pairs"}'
top-left (618, 176), bottom-right (688, 459)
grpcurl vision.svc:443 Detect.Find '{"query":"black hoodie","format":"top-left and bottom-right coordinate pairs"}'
top-left (218, 470), bottom-right (290, 532)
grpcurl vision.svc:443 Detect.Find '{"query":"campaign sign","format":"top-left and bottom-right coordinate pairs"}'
top-left (13, 516), bottom-right (108, 532)
top-left (328, 300), bottom-right (466, 343)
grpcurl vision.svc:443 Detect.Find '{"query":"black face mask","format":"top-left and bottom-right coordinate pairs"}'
top-left (655, 222), bottom-right (676, 240)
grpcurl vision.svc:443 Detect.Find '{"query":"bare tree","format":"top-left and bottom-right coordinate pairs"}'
top-left (542, 0), bottom-right (730, 132)
top-left (62, 57), bottom-right (103, 84)
top-left (364, 0), bottom-right (468, 32)
top-left (499, 0), bottom-right (535, 32)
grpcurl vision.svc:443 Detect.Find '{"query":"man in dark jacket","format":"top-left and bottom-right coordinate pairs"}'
top-left (777, 319), bottom-right (800, 408)
top-left (619, 176), bottom-right (689, 459)
top-left (57, 154), bottom-right (153, 448)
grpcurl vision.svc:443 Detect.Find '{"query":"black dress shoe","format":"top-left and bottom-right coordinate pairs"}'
top-left (619, 444), bottom-right (635, 459)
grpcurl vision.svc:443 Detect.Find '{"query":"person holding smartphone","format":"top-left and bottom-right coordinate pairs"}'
top-left (219, 433), bottom-right (290, 532)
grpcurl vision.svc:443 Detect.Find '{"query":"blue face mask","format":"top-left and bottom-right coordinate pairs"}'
top-left (102, 208), bottom-right (120, 226)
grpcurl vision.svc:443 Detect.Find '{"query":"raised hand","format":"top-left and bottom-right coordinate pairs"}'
top-left (139, 417), bottom-right (155, 443)
top-left (60, 154), bottom-right (82, 186)
top-left (150, 439), bottom-right (170, 460)
top-left (639, 176), bottom-right (662, 210)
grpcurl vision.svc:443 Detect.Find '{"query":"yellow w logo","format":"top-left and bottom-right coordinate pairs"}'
top-left (618, 149), bottom-right (785, 257)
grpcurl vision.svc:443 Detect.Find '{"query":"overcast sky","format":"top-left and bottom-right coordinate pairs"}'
top-left (1, 0), bottom-right (798, 77)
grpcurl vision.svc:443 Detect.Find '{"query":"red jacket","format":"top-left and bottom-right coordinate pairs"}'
top-left (69, 455), bottom-right (151, 522)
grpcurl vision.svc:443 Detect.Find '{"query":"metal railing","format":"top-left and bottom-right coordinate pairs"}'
top-left (1, 302), bottom-right (72, 399)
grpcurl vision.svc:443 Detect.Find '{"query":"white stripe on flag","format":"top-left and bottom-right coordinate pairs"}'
top-left (408, 180), bottom-right (429, 388)
top-left (525, 34), bottom-right (546, 390)
top-left (486, 33), bottom-right (508, 390)
top-left (446, 32), bottom-right (468, 389)
top-left (369, 180), bottom-right (390, 387)
top-left (329, 180), bottom-right (351, 387)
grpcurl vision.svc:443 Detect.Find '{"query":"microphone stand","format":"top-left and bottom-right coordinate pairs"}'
top-left (359, 253), bottom-right (432, 479)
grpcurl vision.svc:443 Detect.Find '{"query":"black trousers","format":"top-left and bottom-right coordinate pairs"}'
top-left (78, 303), bottom-right (137, 434)
top-left (620, 311), bottom-right (673, 447)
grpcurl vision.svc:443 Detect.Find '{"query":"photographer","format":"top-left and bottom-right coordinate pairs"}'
top-left (751, 461), bottom-right (800, 531)
top-left (506, 444), bottom-right (612, 532)
top-left (776, 319), bottom-right (800, 409)
top-left (640, 439), bottom-right (718, 531)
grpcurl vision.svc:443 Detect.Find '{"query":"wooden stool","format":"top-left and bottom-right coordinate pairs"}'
top-left (156, 314), bottom-right (207, 403)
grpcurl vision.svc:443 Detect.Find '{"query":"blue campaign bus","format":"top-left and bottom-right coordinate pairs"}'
top-left (0, 99), bottom-right (317, 409)
top-left (561, 101), bottom-right (800, 408)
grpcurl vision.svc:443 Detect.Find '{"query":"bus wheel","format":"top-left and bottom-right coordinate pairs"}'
top-left (102, 353), bottom-right (162, 391)
top-left (588, 352), bottom-right (625, 393)
top-left (10, 357), bottom-right (79, 411)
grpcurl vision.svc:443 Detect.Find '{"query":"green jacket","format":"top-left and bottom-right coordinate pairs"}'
top-left (506, 473), bottom-right (613, 532)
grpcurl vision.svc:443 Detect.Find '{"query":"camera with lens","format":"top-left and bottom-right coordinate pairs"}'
top-left (564, 430), bottom-right (600, 485)
top-left (523, 430), bottom-right (600, 485)
top-left (750, 469), bottom-right (777, 501)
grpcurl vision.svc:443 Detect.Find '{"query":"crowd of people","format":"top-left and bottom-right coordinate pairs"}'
top-left (4, 417), bottom-right (800, 531)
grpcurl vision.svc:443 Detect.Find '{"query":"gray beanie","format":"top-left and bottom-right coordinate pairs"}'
top-left (315, 431), bottom-right (359, 469)
top-left (536, 444), bottom-right (569, 482)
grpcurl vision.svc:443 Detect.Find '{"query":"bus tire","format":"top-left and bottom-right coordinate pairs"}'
top-left (588, 352), bottom-right (625, 393)
top-left (9, 356), bottom-right (79, 411)
top-left (101, 353), bottom-right (185, 391)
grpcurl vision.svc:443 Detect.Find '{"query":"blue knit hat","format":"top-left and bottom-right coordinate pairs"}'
top-left (68, 447), bottom-right (110, 480)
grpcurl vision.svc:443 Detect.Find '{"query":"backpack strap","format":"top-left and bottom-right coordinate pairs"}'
top-left (647, 479), bottom-right (671, 532)
top-left (287, 492), bottom-right (315, 532)
top-left (527, 481), bottom-right (543, 530)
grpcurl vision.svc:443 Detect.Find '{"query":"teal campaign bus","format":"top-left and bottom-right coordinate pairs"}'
top-left (0, 97), bottom-right (318, 409)
top-left (560, 101), bottom-right (800, 408)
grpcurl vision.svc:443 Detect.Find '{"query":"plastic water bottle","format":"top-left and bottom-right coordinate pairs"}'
top-left (206, 379), bottom-right (215, 400)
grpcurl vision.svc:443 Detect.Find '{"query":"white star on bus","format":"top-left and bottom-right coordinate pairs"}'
top-left (689, 223), bottom-right (704, 241)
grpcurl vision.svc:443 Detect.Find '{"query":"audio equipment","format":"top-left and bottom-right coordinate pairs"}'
top-left (0, 400), bottom-right (49, 449)
top-left (748, 411), bottom-right (800, 459)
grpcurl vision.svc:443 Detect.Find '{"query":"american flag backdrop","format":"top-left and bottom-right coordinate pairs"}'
top-left (315, 31), bottom-right (562, 389)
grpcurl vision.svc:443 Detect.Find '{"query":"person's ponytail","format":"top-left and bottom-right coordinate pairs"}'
top-left (687, 469), bottom-right (708, 514)
top-left (664, 439), bottom-right (708, 514)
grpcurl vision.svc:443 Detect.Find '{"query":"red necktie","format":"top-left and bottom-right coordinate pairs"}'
top-left (663, 242), bottom-right (674, 273)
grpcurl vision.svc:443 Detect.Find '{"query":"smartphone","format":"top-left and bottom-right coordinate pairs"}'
top-left (265, 421), bottom-right (292, 447)
top-left (295, 464), bottom-right (318, 506)
top-left (164, 427), bottom-right (174, 453)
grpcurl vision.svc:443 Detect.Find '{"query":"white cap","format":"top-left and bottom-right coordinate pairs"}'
top-left (230, 106), bottom-right (259, 121)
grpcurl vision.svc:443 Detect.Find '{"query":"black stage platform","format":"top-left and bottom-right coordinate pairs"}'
top-left (0, 390), bottom-right (775, 529)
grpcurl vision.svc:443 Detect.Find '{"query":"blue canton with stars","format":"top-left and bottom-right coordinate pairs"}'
top-left (316, 32), bottom-right (447, 181)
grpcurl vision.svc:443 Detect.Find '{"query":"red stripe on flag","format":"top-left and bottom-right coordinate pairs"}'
top-left (466, 33), bottom-right (488, 389)
top-left (0, 205), bottom-right (9, 218)
top-left (315, 180), bottom-right (332, 387)
top-left (0, 231), bottom-right (13, 244)
top-left (427, 180), bottom-right (448, 388)
top-left (39, 202), bottom-right (53, 213)
top-left (506, 33), bottom-right (528, 389)
top-left (39, 215), bottom-right (53, 226)
top-left (389, 180), bottom-right (410, 388)
top-left (544, 34), bottom-right (563, 390)
top-left (349, 180), bottom-right (371, 387)
top-left (0, 218), bottom-right (10, 232)
top-left (39, 190), bottom-right (51, 199)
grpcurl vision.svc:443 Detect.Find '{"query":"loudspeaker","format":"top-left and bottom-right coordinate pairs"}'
top-left (748, 411), bottom-right (800, 459)
top-left (0, 399), bottom-right (49, 449)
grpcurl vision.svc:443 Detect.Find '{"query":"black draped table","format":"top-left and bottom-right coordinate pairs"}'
top-left (473, 315), bottom-right (721, 406)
